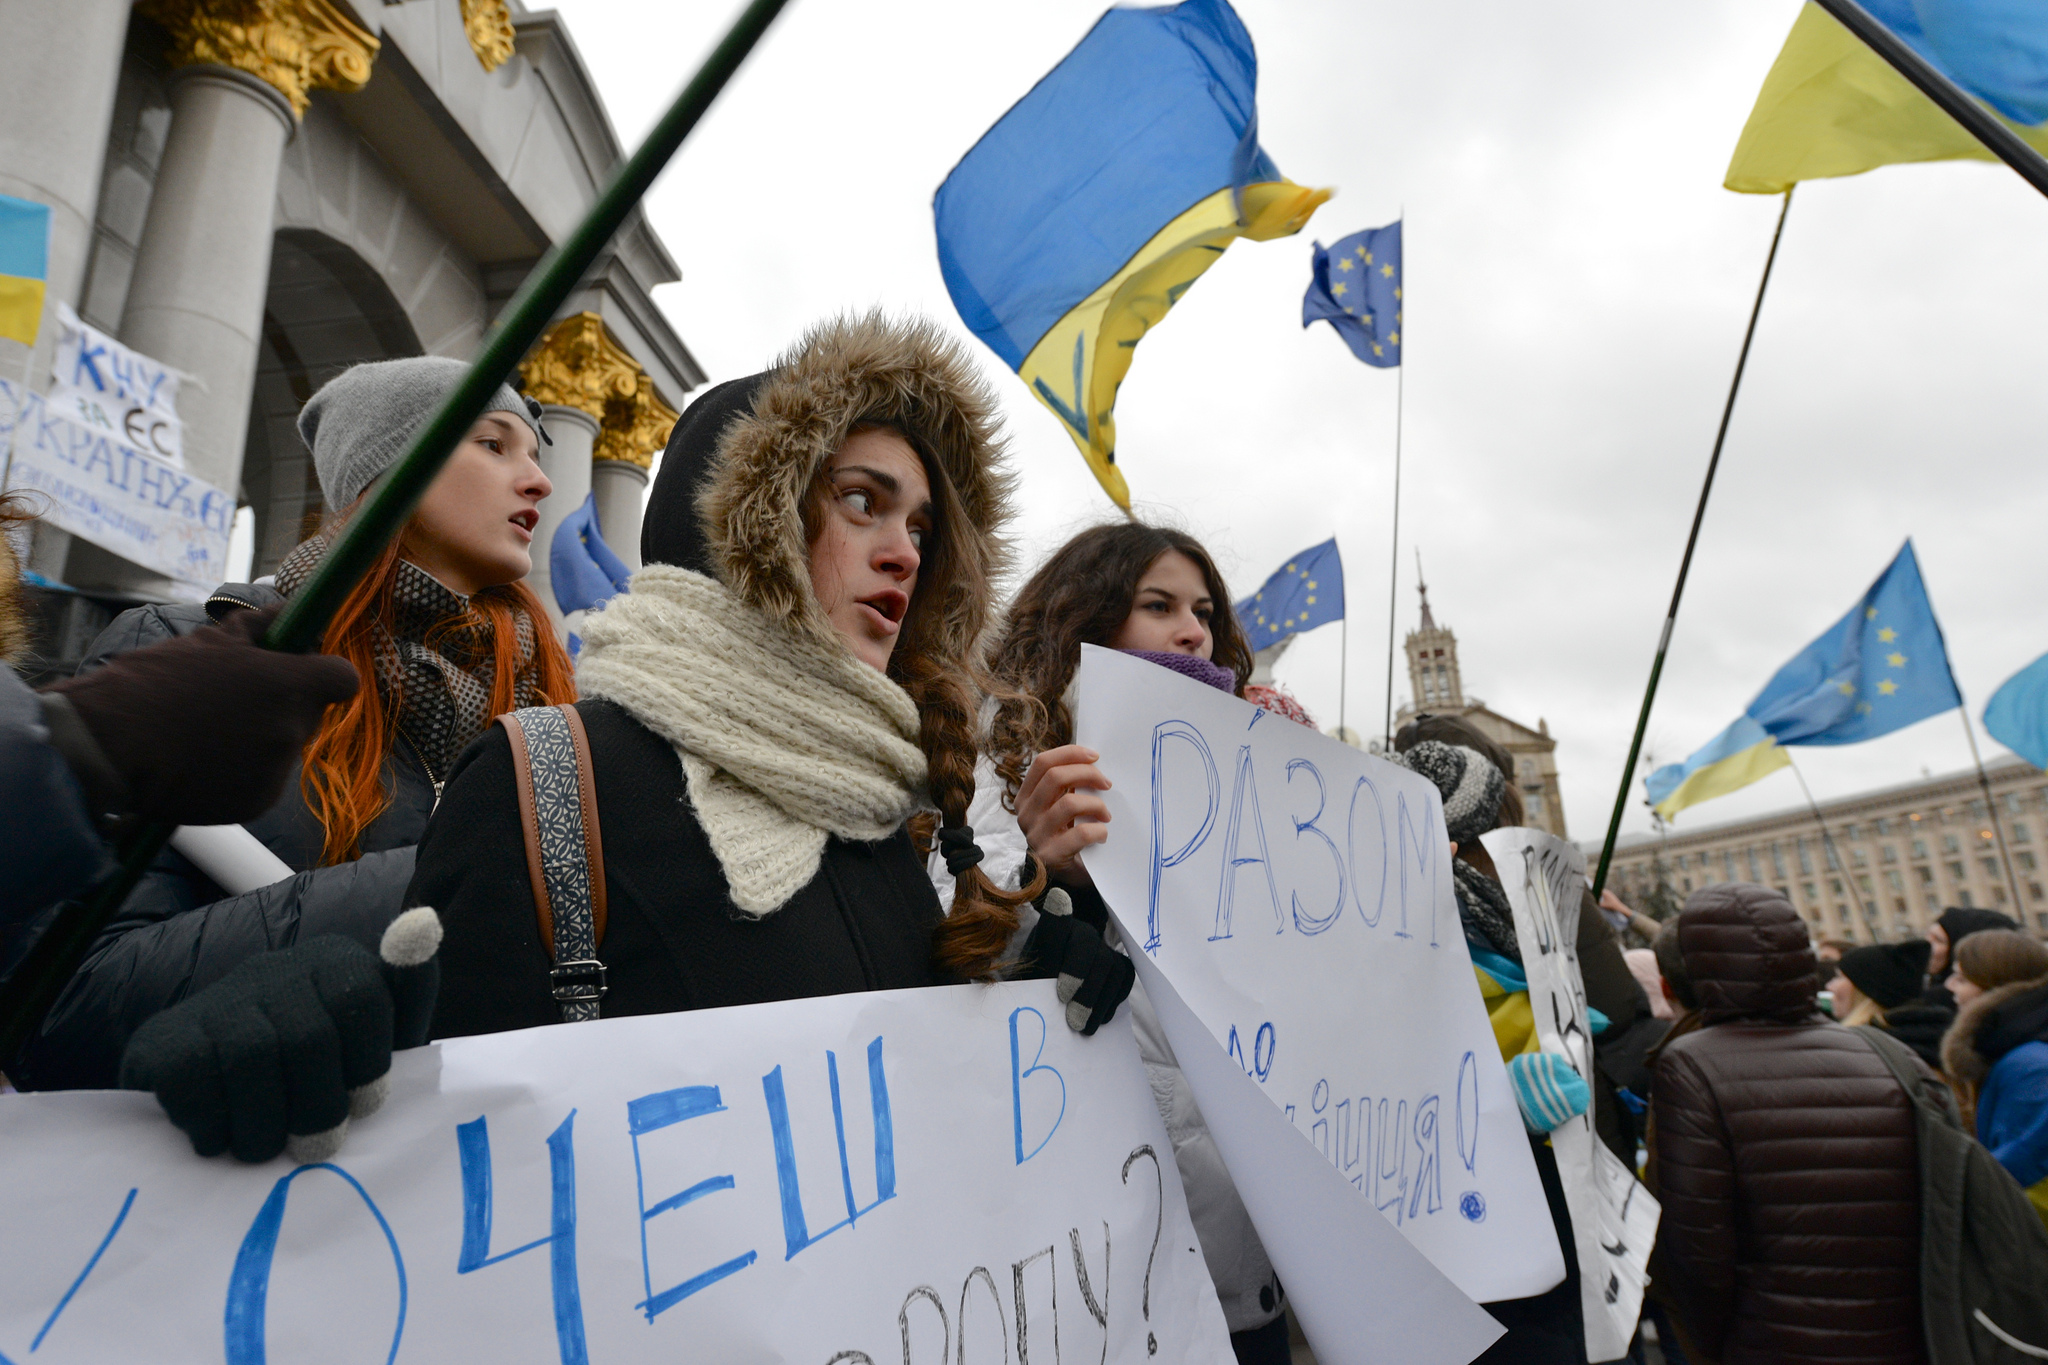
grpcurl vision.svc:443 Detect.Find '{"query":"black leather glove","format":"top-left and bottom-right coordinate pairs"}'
top-left (119, 908), bottom-right (441, 1163)
top-left (1018, 889), bottom-right (1135, 1036)
top-left (43, 604), bottom-right (359, 825)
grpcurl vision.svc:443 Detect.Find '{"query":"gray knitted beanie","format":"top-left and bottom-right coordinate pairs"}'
top-left (298, 357), bottom-right (541, 509)
top-left (1396, 740), bottom-right (1507, 844)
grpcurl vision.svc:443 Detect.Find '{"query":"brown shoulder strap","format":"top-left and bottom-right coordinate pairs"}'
top-left (495, 710), bottom-right (556, 953)
top-left (556, 702), bottom-right (606, 947)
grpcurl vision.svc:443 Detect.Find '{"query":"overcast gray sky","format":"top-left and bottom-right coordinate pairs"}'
top-left (545, 0), bottom-right (2048, 844)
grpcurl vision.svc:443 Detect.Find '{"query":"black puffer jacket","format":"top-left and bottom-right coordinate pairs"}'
top-left (7, 584), bottom-right (430, 1091)
top-left (422, 699), bottom-right (945, 1036)
top-left (1652, 883), bottom-right (1943, 1365)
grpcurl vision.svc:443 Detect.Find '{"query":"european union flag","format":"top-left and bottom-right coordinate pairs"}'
top-left (551, 491), bottom-right (632, 617)
top-left (934, 0), bottom-right (1328, 510)
top-left (1745, 539), bottom-right (1959, 746)
top-left (1303, 220), bottom-right (1401, 367)
top-left (1647, 540), bottom-right (1960, 820)
top-left (1235, 538), bottom-right (1344, 647)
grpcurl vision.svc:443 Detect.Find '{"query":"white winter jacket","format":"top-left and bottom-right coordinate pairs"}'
top-left (929, 759), bottom-right (1284, 1335)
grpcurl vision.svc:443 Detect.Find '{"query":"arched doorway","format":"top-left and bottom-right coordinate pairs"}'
top-left (240, 228), bottom-right (420, 578)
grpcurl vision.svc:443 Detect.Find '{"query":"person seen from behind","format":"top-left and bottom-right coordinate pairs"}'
top-left (1940, 928), bottom-right (2048, 1229)
top-left (1652, 883), bottom-right (1948, 1365)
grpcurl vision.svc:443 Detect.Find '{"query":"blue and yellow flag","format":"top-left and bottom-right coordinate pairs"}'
top-left (1302, 221), bottom-right (1401, 367)
top-left (933, 0), bottom-right (1328, 509)
top-left (0, 194), bottom-right (51, 347)
top-left (1234, 537), bottom-right (1343, 648)
top-left (1726, 2), bottom-right (2048, 193)
top-left (1648, 540), bottom-right (1961, 820)
top-left (1985, 649), bottom-right (2048, 770)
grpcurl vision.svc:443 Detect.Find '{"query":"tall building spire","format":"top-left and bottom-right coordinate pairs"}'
top-left (1415, 548), bottom-right (1436, 631)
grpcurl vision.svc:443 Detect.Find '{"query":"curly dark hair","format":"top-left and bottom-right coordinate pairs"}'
top-left (985, 522), bottom-right (1251, 806)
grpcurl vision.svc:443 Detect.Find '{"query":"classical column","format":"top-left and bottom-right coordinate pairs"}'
top-left (0, 0), bottom-right (134, 577)
top-left (0, 0), bottom-right (131, 389)
top-left (519, 314), bottom-right (639, 634)
top-left (528, 406), bottom-right (597, 634)
top-left (118, 0), bottom-right (376, 506)
top-left (591, 373), bottom-right (676, 574)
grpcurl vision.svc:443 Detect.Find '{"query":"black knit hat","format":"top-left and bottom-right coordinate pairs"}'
top-left (1839, 939), bottom-right (1933, 1010)
top-left (641, 373), bottom-right (768, 572)
top-left (1936, 907), bottom-right (2019, 948)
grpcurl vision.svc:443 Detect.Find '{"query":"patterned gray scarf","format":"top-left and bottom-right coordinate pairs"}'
top-left (276, 536), bottom-right (544, 781)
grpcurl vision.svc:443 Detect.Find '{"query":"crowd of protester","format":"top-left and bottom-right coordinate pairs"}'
top-left (4, 313), bottom-right (2047, 1363)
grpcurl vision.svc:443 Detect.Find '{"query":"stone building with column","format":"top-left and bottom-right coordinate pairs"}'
top-left (1391, 573), bottom-right (1570, 840)
top-left (1600, 756), bottom-right (2048, 944)
top-left (0, 0), bottom-right (698, 670)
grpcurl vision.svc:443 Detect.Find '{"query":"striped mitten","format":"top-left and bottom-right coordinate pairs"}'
top-left (1508, 1052), bottom-right (1590, 1134)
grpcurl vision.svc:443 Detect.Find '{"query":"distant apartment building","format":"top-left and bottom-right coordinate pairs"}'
top-left (1599, 755), bottom-right (2048, 943)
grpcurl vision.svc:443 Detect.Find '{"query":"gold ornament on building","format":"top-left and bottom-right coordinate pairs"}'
top-left (594, 374), bottom-right (679, 471)
top-left (519, 313), bottom-right (677, 470)
top-left (139, 0), bottom-right (379, 119)
top-left (461, 0), bottom-right (518, 73)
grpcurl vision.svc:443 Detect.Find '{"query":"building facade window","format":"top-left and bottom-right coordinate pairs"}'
top-left (2019, 851), bottom-right (2038, 872)
top-left (1770, 843), bottom-right (1787, 878)
top-left (1917, 866), bottom-right (1935, 885)
top-left (1845, 824), bottom-right (1860, 840)
top-left (2014, 821), bottom-right (2031, 844)
top-left (1798, 841), bottom-right (1814, 875)
top-left (1959, 890), bottom-right (1975, 908)
top-left (1802, 882), bottom-right (1817, 901)
top-left (1852, 846), bottom-right (1869, 867)
top-left (1982, 857), bottom-right (2002, 879)
top-left (1886, 870), bottom-right (1903, 891)
top-left (1912, 839), bottom-right (1929, 859)
top-left (1881, 844), bottom-right (1897, 864)
top-left (1944, 835), bottom-right (1961, 854)
top-left (1947, 861), bottom-right (1966, 881)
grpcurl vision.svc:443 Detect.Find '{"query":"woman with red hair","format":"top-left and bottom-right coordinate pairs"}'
top-left (10, 358), bottom-right (574, 1094)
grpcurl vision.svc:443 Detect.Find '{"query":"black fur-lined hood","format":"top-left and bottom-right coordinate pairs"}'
top-left (641, 312), bottom-right (1017, 675)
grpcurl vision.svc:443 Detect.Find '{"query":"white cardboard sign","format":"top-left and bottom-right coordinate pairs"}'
top-left (0, 981), bottom-right (1232, 1365)
top-left (1073, 647), bottom-right (1563, 1323)
top-left (0, 376), bottom-right (229, 594)
top-left (50, 301), bottom-right (186, 466)
top-left (1481, 826), bottom-right (1660, 1362)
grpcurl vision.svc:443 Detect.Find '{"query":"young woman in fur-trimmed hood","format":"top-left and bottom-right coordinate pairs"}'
top-left (417, 314), bottom-right (1058, 1035)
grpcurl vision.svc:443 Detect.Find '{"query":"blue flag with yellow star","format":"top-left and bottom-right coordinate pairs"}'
top-left (1235, 537), bottom-right (1344, 648)
top-left (1302, 220), bottom-right (1401, 367)
top-left (1647, 540), bottom-right (1959, 820)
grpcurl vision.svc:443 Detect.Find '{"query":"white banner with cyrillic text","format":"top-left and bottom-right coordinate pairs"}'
top-left (0, 981), bottom-right (1232, 1365)
top-left (0, 376), bottom-right (228, 592)
top-left (1481, 826), bottom-right (1660, 1362)
top-left (1074, 646), bottom-right (1560, 1355)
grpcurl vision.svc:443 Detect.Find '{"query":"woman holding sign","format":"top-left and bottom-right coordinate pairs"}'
top-left (936, 522), bottom-right (1298, 1365)
top-left (417, 314), bottom-right (1121, 1034)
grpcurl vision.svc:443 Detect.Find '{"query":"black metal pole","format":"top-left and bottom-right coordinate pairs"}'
top-left (1813, 0), bottom-right (2048, 201)
top-left (1591, 188), bottom-right (1794, 898)
top-left (0, 0), bottom-right (792, 1065)
top-left (1382, 356), bottom-right (1404, 748)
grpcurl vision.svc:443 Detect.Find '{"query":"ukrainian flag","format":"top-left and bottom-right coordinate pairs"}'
top-left (1648, 541), bottom-right (1960, 821)
top-left (1726, 2), bottom-right (2048, 194)
top-left (934, 0), bottom-right (1327, 509)
top-left (0, 195), bottom-right (51, 347)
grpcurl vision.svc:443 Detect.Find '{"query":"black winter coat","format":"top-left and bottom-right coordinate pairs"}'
top-left (7, 585), bottom-right (432, 1092)
top-left (420, 699), bottom-right (947, 1037)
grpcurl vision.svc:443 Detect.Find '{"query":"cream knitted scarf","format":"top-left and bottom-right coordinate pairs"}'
top-left (575, 565), bottom-right (928, 916)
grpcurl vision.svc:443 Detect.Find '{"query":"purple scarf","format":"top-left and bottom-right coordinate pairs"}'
top-left (1120, 649), bottom-right (1236, 694)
